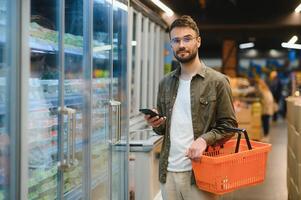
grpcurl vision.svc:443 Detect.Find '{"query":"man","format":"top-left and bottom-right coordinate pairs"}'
top-left (144, 15), bottom-right (237, 200)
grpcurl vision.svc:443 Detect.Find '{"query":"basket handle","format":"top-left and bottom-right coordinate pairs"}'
top-left (216, 125), bottom-right (252, 153)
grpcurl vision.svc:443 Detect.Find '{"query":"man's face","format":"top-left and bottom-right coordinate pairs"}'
top-left (170, 27), bottom-right (201, 64)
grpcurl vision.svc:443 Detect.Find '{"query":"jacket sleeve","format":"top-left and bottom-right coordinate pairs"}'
top-left (153, 80), bottom-right (166, 135)
top-left (201, 76), bottom-right (238, 146)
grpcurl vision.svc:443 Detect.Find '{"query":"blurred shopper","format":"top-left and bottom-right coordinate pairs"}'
top-left (267, 71), bottom-right (282, 122)
top-left (143, 15), bottom-right (237, 200)
top-left (257, 79), bottom-right (274, 139)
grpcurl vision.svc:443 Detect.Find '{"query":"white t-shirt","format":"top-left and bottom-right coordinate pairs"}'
top-left (167, 78), bottom-right (194, 172)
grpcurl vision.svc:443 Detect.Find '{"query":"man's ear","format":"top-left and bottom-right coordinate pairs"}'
top-left (197, 36), bottom-right (201, 48)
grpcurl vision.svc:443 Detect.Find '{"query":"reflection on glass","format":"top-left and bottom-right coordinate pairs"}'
top-left (29, 0), bottom-right (86, 198)
top-left (91, 0), bottom-right (111, 199)
top-left (0, 0), bottom-right (9, 199)
top-left (28, 1), bottom-right (59, 199)
top-left (63, 0), bottom-right (84, 197)
top-left (130, 13), bottom-right (136, 114)
top-left (112, 0), bottom-right (128, 199)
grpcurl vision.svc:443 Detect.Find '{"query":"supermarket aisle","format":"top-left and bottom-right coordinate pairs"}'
top-left (221, 119), bottom-right (288, 200)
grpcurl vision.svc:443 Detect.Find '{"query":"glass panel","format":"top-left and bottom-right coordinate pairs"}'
top-left (91, 0), bottom-right (111, 199)
top-left (130, 12), bottom-right (136, 115)
top-left (28, 1), bottom-right (59, 199)
top-left (29, 0), bottom-right (85, 199)
top-left (0, 0), bottom-right (10, 198)
top-left (63, 0), bottom-right (84, 198)
top-left (112, 0), bottom-right (128, 199)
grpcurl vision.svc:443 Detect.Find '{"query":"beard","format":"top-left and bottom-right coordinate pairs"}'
top-left (173, 47), bottom-right (198, 63)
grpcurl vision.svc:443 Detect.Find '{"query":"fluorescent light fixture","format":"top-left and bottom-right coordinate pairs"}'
top-left (239, 42), bottom-right (255, 49)
top-left (281, 42), bottom-right (301, 49)
top-left (295, 3), bottom-right (301, 12)
top-left (288, 35), bottom-right (298, 44)
top-left (151, 0), bottom-right (174, 17)
top-left (131, 41), bottom-right (137, 46)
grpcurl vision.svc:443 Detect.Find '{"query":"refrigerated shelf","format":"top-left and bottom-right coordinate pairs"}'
top-left (29, 22), bottom-right (118, 59)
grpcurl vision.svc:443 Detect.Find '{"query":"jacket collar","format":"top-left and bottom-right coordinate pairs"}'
top-left (171, 60), bottom-right (206, 79)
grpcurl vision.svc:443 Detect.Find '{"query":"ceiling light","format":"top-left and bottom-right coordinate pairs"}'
top-left (281, 42), bottom-right (301, 50)
top-left (295, 3), bottom-right (301, 12)
top-left (245, 49), bottom-right (258, 57)
top-left (269, 49), bottom-right (281, 57)
top-left (131, 41), bottom-right (137, 46)
top-left (150, 0), bottom-right (174, 17)
top-left (288, 35), bottom-right (298, 44)
top-left (239, 42), bottom-right (255, 49)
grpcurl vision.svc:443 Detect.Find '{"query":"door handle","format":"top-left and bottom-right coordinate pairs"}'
top-left (58, 107), bottom-right (77, 171)
top-left (109, 100), bottom-right (121, 144)
top-left (70, 111), bottom-right (78, 166)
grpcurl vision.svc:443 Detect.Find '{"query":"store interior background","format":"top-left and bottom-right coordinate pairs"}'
top-left (143, 0), bottom-right (301, 200)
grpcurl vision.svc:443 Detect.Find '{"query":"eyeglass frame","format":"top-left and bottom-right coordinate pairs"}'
top-left (170, 35), bottom-right (199, 46)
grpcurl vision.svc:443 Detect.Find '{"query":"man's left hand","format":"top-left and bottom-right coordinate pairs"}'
top-left (186, 137), bottom-right (207, 161)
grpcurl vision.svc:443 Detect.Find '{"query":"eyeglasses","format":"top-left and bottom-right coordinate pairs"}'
top-left (170, 36), bottom-right (198, 46)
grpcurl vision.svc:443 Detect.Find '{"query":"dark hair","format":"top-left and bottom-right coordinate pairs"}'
top-left (169, 15), bottom-right (199, 38)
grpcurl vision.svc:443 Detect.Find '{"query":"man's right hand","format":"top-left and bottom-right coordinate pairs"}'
top-left (144, 109), bottom-right (166, 127)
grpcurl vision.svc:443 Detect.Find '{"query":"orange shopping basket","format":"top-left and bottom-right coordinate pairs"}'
top-left (192, 126), bottom-right (272, 195)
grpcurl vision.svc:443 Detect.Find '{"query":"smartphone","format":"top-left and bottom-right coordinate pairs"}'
top-left (139, 108), bottom-right (164, 118)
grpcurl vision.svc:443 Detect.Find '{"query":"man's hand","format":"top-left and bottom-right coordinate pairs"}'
top-left (186, 137), bottom-right (207, 161)
top-left (144, 109), bottom-right (166, 127)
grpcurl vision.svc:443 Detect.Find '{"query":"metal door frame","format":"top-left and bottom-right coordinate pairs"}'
top-left (83, 0), bottom-right (93, 198)
top-left (18, 0), bottom-right (30, 199)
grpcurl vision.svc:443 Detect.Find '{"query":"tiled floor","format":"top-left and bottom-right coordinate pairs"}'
top-left (221, 119), bottom-right (288, 200)
top-left (154, 119), bottom-right (288, 200)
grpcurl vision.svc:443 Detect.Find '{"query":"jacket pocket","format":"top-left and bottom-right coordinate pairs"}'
top-left (199, 95), bottom-right (217, 120)
top-left (200, 95), bottom-right (216, 105)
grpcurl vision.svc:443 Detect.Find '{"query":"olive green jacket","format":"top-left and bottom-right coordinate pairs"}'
top-left (153, 62), bottom-right (238, 184)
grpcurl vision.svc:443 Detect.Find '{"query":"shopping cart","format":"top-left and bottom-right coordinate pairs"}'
top-left (192, 126), bottom-right (272, 195)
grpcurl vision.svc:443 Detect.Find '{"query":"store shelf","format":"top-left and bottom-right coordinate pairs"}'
top-left (29, 22), bottom-right (116, 59)
top-left (0, 77), bottom-right (118, 115)
top-left (64, 165), bottom-right (119, 199)
top-left (64, 185), bottom-right (82, 200)
top-left (46, 128), bottom-right (107, 156)
top-left (28, 166), bottom-right (57, 188)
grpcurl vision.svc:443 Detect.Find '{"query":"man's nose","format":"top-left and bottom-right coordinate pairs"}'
top-left (178, 39), bottom-right (185, 47)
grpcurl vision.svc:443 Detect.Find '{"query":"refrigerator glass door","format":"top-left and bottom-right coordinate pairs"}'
top-left (91, 0), bottom-right (129, 199)
top-left (90, 0), bottom-right (111, 199)
top-left (111, 1), bottom-right (128, 199)
top-left (62, 0), bottom-right (84, 198)
top-left (28, 0), bottom-right (85, 199)
top-left (28, 1), bottom-right (60, 199)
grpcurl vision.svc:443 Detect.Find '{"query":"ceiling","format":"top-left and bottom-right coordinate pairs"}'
top-left (141, 0), bottom-right (301, 56)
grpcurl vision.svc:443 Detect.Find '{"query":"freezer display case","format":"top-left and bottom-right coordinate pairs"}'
top-left (27, 0), bottom-right (129, 199)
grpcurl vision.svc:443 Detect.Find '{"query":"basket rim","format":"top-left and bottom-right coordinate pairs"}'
top-left (193, 140), bottom-right (272, 165)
